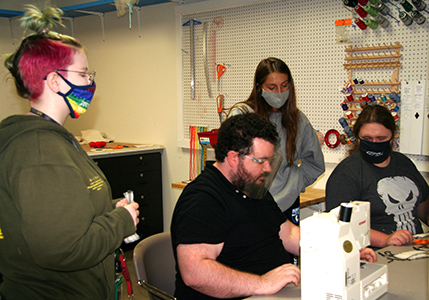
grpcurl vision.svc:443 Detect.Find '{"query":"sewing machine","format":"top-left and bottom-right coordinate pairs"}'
top-left (300, 201), bottom-right (388, 300)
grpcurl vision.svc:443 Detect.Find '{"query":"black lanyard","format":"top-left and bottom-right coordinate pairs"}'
top-left (30, 108), bottom-right (61, 126)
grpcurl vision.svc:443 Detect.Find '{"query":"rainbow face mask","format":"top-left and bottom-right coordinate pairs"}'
top-left (56, 72), bottom-right (96, 119)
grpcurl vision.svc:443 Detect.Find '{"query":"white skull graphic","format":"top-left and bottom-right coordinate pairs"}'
top-left (377, 176), bottom-right (419, 234)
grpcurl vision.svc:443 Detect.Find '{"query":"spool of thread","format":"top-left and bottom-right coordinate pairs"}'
top-left (389, 92), bottom-right (401, 103)
top-left (364, 4), bottom-right (379, 17)
top-left (392, 112), bottom-right (399, 120)
top-left (380, 94), bottom-right (388, 103)
top-left (357, 0), bottom-right (368, 5)
top-left (401, 0), bottom-right (414, 11)
top-left (399, 11), bottom-right (413, 25)
top-left (385, 102), bottom-right (391, 110)
top-left (339, 86), bottom-right (348, 94)
top-left (375, 14), bottom-right (390, 28)
top-left (344, 126), bottom-right (354, 137)
top-left (355, 5), bottom-right (368, 18)
top-left (368, 94), bottom-right (376, 102)
top-left (343, 0), bottom-right (359, 7)
top-left (345, 137), bottom-right (353, 144)
top-left (339, 117), bottom-right (349, 128)
top-left (346, 83), bottom-right (353, 92)
top-left (391, 103), bottom-right (400, 112)
top-left (339, 203), bottom-right (353, 223)
top-left (346, 92), bottom-right (354, 102)
top-left (375, 2), bottom-right (391, 15)
top-left (350, 136), bottom-right (357, 144)
top-left (341, 102), bottom-right (349, 111)
top-left (352, 77), bottom-right (359, 84)
top-left (355, 18), bottom-right (368, 30)
top-left (356, 110), bottom-right (362, 117)
top-left (346, 111), bottom-right (354, 119)
top-left (364, 18), bottom-right (379, 29)
top-left (361, 93), bottom-right (370, 102)
top-left (412, 0), bottom-right (427, 11)
top-left (358, 78), bottom-right (365, 85)
top-left (360, 99), bottom-right (368, 108)
top-left (411, 10), bottom-right (426, 24)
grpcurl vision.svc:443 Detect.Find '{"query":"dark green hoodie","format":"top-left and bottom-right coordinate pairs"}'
top-left (0, 115), bottom-right (135, 300)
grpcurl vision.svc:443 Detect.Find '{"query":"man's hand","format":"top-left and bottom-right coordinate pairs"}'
top-left (255, 263), bottom-right (301, 295)
top-left (359, 248), bottom-right (377, 263)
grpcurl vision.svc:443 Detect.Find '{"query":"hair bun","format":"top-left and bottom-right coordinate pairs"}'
top-left (20, 5), bottom-right (64, 35)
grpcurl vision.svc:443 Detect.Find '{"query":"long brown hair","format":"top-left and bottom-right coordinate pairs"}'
top-left (231, 57), bottom-right (299, 165)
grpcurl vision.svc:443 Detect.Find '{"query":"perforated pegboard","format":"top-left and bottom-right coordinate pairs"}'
top-left (178, 0), bottom-right (429, 165)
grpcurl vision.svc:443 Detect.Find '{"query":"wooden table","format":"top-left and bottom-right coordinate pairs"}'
top-left (172, 181), bottom-right (325, 209)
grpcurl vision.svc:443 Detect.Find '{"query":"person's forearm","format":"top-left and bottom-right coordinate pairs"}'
top-left (370, 229), bottom-right (388, 248)
top-left (181, 259), bottom-right (265, 298)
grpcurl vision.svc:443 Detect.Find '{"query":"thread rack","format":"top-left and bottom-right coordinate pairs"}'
top-left (342, 42), bottom-right (402, 122)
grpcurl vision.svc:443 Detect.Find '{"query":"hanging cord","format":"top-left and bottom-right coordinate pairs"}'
top-left (115, 249), bottom-right (134, 299)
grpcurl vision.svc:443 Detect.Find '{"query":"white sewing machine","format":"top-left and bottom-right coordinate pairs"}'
top-left (300, 201), bottom-right (388, 300)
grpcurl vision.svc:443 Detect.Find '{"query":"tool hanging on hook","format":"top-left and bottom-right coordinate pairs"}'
top-left (216, 94), bottom-right (224, 125)
top-left (183, 19), bottom-right (202, 100)
top-left (217, 64), bottom-right (226, 93)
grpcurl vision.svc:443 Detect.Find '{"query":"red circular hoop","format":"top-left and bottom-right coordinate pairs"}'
top-left (325, 129), bottom-right (341, 149)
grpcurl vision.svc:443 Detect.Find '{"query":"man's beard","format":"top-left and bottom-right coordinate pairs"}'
top-left (230, 160), bottom-right (269, 198)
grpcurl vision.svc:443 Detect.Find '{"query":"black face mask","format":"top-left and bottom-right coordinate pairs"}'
top-left (358, 138), bottom-right (392, 164)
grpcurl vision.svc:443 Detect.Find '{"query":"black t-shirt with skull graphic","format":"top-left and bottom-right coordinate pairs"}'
top-left (326, 151), bottom-right (429, 235)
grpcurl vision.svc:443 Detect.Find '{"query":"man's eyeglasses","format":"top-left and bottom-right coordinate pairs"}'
top-left (55, 69), bottom-right (96, 84)
top-left (245, 154), bottom-right (280, 165)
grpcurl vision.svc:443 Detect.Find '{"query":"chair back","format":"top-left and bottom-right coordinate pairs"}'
top-left (133, 231), bottom-right (176, 300)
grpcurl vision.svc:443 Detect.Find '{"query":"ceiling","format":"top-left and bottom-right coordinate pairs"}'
top-left (0, 0), bottom-right (181, 18)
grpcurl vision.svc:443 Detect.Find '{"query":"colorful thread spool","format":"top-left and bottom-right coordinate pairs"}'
top-left (364, 18), bottom-right (379, 29)
top-left (345, 111), bottom-right (354, 119)
top-left (412, 0), bottom-right (427, 11)
top-left (355, 18), bottom-right (368, 30)
top-left (411, 10), bottom-right (426, 24)
top-left (368, 94), bottom-right (376, 102)
top-left (357, 0), bottom-right (368, 5)
top-left (356, 110), bottom-right (362, 117)
top-left (380, 94), bottom-right (388, 103)
top-left (375, 14), bottom-right (390, 28)
top-left (364, 4), bottom-right (379, 17)
top-left (400, 0), bottom-right (414, 12)
top-left (361, 93), bottom-right (370, 102)
top-left (345, 137), bottom-right (353, 144)
top-left (389, 92), bottom-right (401, 103)
top-left (350, 136), bottom-right (357, 144)
top-left (391, 112), bottom-right (399, 120)
top-left (341, 102), bottom-right (349, 111)
top-left (391, 103), bottom-right (400, 112)
top-left (339, 117), bottom-right (349, 128)
top-left (339, 86), bottom-right (348, 94)
top-left (352, 77), bottom-right (359, 84)
top-left (360, 99), bottom-right (368, 108)
top-left (346, 93), bottom-right (354, 102)
top-left (344, 126), bottom-right (354, 137)
top-left (358, 78), bottom-right (365, 85)
top-left (346, 83), bottom-right (353, 93)
top-left (399, 11), bottom-right (413, 25)
top-left (355, 5), bottom-right (368, 18)
top-left (375, 2), bottom-right (391, 15)
top-left (343, 0), bottom-right (359, 7)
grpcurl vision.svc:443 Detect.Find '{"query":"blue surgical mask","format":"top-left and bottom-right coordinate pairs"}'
top-left (56, 72), bottom-right (96, 119)
top-left (261, 89), bottom-right (290, 109)
top-left (359, 138), bottom-right (392, 164)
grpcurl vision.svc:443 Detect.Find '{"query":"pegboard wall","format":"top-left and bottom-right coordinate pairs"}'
top-left (178, 0), bottom-right (429, 167)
